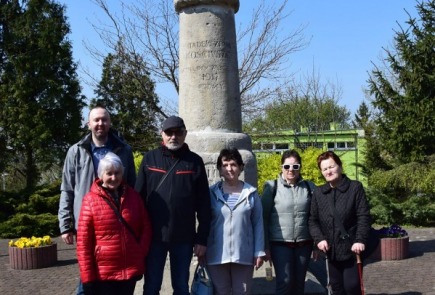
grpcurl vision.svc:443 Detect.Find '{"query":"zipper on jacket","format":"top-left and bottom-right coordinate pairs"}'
top-left (229, 210), bottom-right (234, 260)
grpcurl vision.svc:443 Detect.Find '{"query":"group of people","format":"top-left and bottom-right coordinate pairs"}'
top-left (58, 107), bottom-right (372, 295)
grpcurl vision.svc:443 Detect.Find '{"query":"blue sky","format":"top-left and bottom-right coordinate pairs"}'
top-left (58, 0), bottom-right (420, 116)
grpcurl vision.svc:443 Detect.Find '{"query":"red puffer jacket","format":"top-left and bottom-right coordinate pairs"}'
top-left (77, 179), bottom-right (152, 283)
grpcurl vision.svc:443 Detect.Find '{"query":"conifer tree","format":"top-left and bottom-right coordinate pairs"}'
top-left (0, 0), bottom-right (84, 189)
top-left (368, 0), bottom-right (435, 163)
top-left (353, 102), bottom-right (391, 175)
top-left (91, 42), bottom-right (161, 152)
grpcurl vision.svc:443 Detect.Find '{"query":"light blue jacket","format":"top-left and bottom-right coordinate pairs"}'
top-left (206, 181), bottom-right (265, 266)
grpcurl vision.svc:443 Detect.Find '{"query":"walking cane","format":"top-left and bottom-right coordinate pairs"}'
top-left (356, 254), bottom-right (364, 295)
top-left (325, 255), bottom-right (332, 295)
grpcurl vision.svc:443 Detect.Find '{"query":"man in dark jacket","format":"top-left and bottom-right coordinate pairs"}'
top-left (135, 116), bottom-right (211, 295)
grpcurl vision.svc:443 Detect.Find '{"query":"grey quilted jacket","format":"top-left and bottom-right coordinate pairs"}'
top-left (262, 175), bottom-right (315, 249)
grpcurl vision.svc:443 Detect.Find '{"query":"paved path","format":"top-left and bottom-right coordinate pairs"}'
top-left (364, 227), bottom-right (435, 295)
top-left (308, 227), bottom-right (435, 295)
top-left (0, 227), bottom-right (433, 294)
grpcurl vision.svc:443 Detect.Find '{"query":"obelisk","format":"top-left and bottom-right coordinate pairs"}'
top-left (174, 0), bottom-right (257, 186)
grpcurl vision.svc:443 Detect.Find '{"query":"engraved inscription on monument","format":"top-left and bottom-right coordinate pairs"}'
top-left (178, 6), bottom-right (241, 132)
top-left (175, 0), bottom-right (257, 186)
top-left (184, 40), bottom-right (232, 92)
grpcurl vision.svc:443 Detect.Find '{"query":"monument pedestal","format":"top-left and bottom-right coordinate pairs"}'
top-left (186, 131), bottom-right (257, 186)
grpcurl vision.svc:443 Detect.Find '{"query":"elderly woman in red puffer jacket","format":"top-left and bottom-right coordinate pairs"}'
top-left (77, 152), bottom-right (152, 295)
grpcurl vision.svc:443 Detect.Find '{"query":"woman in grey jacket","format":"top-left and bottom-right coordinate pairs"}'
top-left (262, 150), bottom-right (315, 295)
top-left (206, 148), bottom-right (265, 295)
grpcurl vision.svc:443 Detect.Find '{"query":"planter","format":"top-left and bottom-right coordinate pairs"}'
top-left (9, 244), bottom-right (57, 270)
top-left (380, 236), bottom-right (409, 260)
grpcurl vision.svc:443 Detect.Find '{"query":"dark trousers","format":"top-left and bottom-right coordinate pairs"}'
top-left (143, 240), bottom-right (193, 295)
top-left (83, 279), bottom-right (137, 295)
top-left (270, 242), bottom-right (313, 295)
top-left (328, 258), bottom-right (362, 295)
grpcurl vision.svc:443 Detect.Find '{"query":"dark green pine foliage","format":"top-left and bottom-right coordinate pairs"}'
top-left (0, 0), bottom-right (85, 190)
top-left (91, 42), bottom-right (162, 152)
top-left (353, 102), bottom-right (391, 176)
top-left (368, 0), bottom-right (435, 163)
top-left (352, 101), bottom-right (370, 129)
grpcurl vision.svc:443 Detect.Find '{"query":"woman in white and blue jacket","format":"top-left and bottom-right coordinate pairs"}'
top-left (206, 148), bottom-right (265, 295)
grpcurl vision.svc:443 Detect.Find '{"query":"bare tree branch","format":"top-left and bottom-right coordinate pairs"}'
top-left (84, 0), bottom-right (307, 118)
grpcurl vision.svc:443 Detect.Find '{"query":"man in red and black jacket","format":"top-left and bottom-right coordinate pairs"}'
top-left (135, 116), bottom-right (211, 295)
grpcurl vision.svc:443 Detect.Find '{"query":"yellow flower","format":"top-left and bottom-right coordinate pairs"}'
top-left (9, 236), bottom-right (53, 248)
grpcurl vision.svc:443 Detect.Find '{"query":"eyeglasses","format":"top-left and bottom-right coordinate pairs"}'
top-left (281, 164), bottom-right (300, 170)
top-left (164, 129), bottom-right (185, 137)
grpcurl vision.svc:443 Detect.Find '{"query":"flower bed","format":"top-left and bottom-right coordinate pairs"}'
top-left (373, 225), bottom-right (409, 261)
top-left (378, 224), bottom-right (408, 239)
top-left (8, 236), bottom-right (57, 269)
top-left (380, 236), bottom-right (409, 260)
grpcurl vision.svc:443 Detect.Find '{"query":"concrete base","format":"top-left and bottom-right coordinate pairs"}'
top-left (186, 131), bottom-right (258, 186)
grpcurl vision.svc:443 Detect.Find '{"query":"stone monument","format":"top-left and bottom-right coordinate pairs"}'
top-left (174, 0), bottom-right (257, 186)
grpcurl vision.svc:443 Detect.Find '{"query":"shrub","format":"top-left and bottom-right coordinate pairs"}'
top-left (367, 155), bottom-right (435, 226)
top-left (0, 213), bottom-right (59, 239)
top-left (256, 147), bottom-right (323, 195)
top-left (134, 151), bottom-right (144, 175)
top-left (369, 156), bottom-right (435, 199)
top-left (16, 194), bottom-right (59, 215)
top-left (366, 187), bottom-right (435, 226)
top-left (0, 191), bottom-right (17, 222)
top-left (299, 147), bottom-right (324, 185)
top-left (257, 153), bottom-right (281, 195)
top-left (0, 181), bottom-right (61, 238)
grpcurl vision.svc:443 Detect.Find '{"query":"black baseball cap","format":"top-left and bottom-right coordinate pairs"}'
top-left (162, 116), bottom-right (186, 131)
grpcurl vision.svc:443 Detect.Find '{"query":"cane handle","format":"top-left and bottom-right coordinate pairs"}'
top-left (356, 253), bottom-right (362, 263)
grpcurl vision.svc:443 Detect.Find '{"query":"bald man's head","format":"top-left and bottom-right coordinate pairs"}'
top-left (87, 107), bottom-right (111, 143)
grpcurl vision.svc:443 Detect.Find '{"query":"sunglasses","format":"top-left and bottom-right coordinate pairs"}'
top-left (164, 129), bottom-right (185, 137)
top-left (281, 164), bottom-right (301, 170)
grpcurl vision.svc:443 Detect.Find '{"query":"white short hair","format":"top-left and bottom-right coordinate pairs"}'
top-left (97, 152), bottom-right (124, 179)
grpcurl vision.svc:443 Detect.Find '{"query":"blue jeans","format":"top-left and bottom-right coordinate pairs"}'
top-left (270, 242), bottom-right (312, 295)
top-left (76, 279), bottom-right (84, 295)
top-left (143, 241), bottom-right (193, 295)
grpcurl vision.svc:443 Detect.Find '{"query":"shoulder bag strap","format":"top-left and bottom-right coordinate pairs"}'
top-left (154, 158), bottom-right (180, 192)
top-left (146, 158), bottom-right (180, 204)
top-left (101, 196), bottom-right (140, 243)
top-left (272, 179), bottom-right (278, 200)
top-left (303, 180), bottom-right (312, 198)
